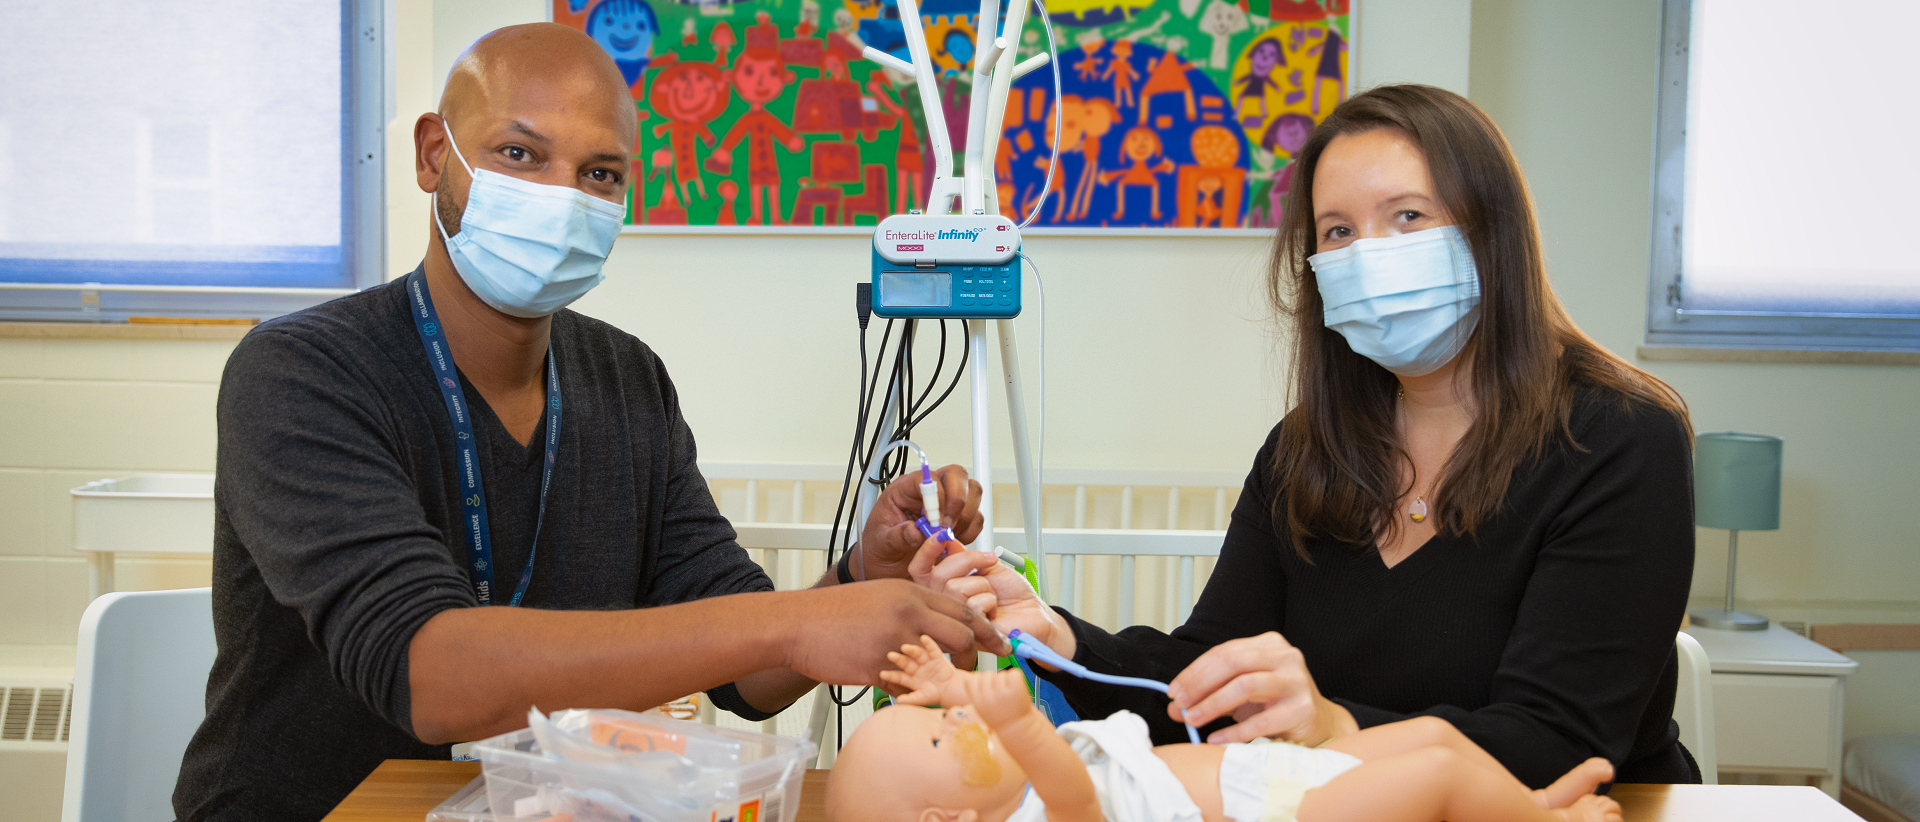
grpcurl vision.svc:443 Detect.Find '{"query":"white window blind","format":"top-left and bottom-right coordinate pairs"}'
top-left (0, 0), bottom-right (381, 319)
top-left (1683, 0), bottom-right (1920, 316)
top-left (1647, 0), bottom-right (1920, 350)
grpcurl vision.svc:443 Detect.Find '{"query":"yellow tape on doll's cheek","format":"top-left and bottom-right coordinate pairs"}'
top-left (952, 721), bottom-right (1002, 786)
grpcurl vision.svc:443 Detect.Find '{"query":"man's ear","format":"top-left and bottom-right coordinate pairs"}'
top-left (918, 809), bottom-right (979, 822)
top-left (414, 112), bottom-right (451, 193)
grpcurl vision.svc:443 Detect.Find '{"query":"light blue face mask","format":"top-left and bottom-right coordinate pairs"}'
top-left (434, 122), bottom-right (627, 318)
top-left (1309, 225), bottom-right (1482, 377)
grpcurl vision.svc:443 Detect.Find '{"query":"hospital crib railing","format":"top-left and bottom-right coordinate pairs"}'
top-left (688, 461), bottom-right (1239, 763)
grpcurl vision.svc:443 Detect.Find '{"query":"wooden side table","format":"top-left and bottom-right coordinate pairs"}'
top-left (1684, 624), bottom-right (1859, 797)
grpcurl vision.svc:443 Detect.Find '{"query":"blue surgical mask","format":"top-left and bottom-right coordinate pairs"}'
top-left (433, 122), bottom-right (626, 318)
top-left (1309, 225), bottom-right (1481, 377)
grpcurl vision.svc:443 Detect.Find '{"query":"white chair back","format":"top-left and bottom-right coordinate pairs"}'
top-left (60, 588), bottom-right (217, 822)
top-left (1674, 630), bottom-right (1718, 783)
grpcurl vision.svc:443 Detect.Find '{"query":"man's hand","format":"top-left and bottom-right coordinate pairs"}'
top-left (856, 465), bottom-right (983, 580)
top-left (882, 635), bottom-right (1034, 728)
top-left (780, 580), bottom-right (999, 688)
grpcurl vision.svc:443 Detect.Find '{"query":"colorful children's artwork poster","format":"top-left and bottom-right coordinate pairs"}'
top-left (553, 0), bottom-right (1348, 229)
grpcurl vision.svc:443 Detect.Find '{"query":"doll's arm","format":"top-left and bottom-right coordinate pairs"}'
top-left (990, 696), bottom-right (1107, 822)
top-left (884, 638), bottom-right (1106, 822)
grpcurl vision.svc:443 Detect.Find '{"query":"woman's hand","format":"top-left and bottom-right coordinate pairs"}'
top-left (1165, 631), bottom-right (1358, 745)
top-left (855, 465), bottom-right (984, 581)
top-left (936, 551), bottom-right (1076, 663)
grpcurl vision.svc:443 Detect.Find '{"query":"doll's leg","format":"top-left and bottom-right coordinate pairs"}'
top-left (1322, 717), bottom-right (1612, 808)
top-left (1295, 746), bottom-right (1622, 822)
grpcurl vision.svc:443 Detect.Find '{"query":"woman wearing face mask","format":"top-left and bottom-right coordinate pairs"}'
top-left (958, 84), bottom-right (1699, 788)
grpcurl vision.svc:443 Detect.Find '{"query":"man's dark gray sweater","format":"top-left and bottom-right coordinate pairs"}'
top-left (173, 269), bottom-right (774, 821)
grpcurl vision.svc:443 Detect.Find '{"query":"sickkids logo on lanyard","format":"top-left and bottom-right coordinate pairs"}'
top-left (407, 270), bottom-right (561, 607)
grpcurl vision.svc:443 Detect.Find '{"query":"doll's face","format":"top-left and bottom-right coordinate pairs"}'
top-left (826, 705), bottom-right (1029, 822)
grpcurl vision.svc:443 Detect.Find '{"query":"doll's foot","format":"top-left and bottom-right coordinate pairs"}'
top-left (1532, 758), bottom-right (1614, 808)
top-left (1550, 794), bottom-right (1622, 822)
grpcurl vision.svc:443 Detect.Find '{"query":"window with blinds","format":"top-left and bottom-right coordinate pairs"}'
top-left (1646, 0), bottom-right (1920, 351)
top-left (0, 0), bottom-right (384, 321)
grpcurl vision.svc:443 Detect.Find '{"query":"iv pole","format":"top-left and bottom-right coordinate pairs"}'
top-left (852, 0), bottom-right (1049, 597)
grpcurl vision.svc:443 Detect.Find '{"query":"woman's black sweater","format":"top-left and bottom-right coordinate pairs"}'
top-left (1039, 391), bottom-right (1698, 787)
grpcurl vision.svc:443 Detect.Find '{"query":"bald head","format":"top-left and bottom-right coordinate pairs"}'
top-left (441, 23), bottom-right (636, 145)
top-left (418, 22), bottom-right (636, 237)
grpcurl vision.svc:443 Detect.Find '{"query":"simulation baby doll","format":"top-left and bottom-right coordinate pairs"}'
top-left (826, 636), bottom-right (1623, 822)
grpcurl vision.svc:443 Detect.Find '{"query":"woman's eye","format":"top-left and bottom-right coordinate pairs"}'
top-left (1399, 210), bottom-right (1424, 223)
top-left (1324, 226), bottom-right (1350, 240)
top-left (504, 146), bottom-right (530, 162)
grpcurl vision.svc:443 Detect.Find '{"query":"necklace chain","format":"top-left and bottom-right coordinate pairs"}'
top-left (1397, 383), bottom-right (1428, 523)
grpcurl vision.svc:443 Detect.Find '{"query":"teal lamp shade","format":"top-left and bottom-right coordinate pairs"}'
top-left (1694, 432), bottom-right (1782, 532)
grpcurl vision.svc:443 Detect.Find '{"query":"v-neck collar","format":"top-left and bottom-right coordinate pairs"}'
top-left (458, 369), bottom-right (548, 464)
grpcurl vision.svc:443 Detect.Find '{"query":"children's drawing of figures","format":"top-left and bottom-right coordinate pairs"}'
top-left (556, 0), bottom-right (1342, 230)
top-left (1074, 33), bottom-right (1105, 82)
top-left (1100, 126), bottom-right (1174, 220)
top-left (1033, 96), bottom-right (1073, 223)
top-left (706, 17), bottom-right (805, 225)
top-left (647, 148), bottom-right (689, 223)
top-left (1314, 25), bottom-right (1347, 114)
top-left (710, 20), bottom-right (736, 67)
top-left (1197, 0), bottom-right (1248, 70)
top-left (586, 0), bottom-right (661, 90)
top-left (1235, 37), bottom-right (1282, 128)
top-left (1137, 49), bottom-right (1195, 123)
top-left (1062, 95), bottom-right (1120, 222)
top-left (1262, 111), bottom-right (1314, 159)
top-left (1104, 40), bottom-right (1139, 110)
top-left (795, 0), bottom-right (821, 36)
top-left (650, 61), bottom-right (729, 204)
top-left (866, 75), bottom-right (925, 214)
top-left (1177, 123), bottom-right (1244, 227)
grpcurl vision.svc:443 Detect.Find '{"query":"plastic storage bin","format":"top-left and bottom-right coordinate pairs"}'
top-left (473, 710), bottom-right (813, 822)
top-left (71, 474), bottom-right (216, 555)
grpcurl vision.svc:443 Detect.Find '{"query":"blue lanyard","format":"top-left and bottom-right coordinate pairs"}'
top-left (406, 270), bottom-right (561, 607)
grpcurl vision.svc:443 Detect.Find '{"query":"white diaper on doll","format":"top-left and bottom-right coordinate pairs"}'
top-left (1003, 711), bottom-right (1362, 822)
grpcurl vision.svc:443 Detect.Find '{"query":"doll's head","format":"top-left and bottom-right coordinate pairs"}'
top-left (826, 704), bottom-right (1029, 822)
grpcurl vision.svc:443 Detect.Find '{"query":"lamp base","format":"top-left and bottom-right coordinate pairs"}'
top-left (1690, 607), bottom-right (1770, 631)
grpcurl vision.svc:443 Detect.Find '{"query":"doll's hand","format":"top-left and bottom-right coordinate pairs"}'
top-left (880, 635), bottom-right (968, 708)
top-left (967, 666), bottom-right (1037, 728)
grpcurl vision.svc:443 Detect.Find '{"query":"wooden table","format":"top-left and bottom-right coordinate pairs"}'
top-left (323, 761), bottom-right (1863, 822)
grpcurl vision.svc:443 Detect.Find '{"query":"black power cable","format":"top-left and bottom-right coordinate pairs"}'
top-left (822, 297), bottom-right (975, 741)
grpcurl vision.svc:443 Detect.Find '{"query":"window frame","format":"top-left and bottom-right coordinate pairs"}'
top-left (0, 0), bottom-right (385, 323)
top-left (1645, 0), bottom-right (1920, 353)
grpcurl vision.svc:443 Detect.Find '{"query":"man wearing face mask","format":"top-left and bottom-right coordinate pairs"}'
top-left (173, 24), bottom-right (1005, 822)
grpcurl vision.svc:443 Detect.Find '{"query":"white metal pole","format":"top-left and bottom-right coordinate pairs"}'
top-left (959, 0), bottom-right (1005, 214)
top-left (967, 319), bottom-right (994, 553)
top-left (996, 319), bottom-right (1044, 593)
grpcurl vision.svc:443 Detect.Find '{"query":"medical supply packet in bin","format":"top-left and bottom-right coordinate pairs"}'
top-left (468, 706), bottom-right (815, 822)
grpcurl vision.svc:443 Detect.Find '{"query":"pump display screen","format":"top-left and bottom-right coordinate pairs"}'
top-left (879, 272), bottom-right (950, 307)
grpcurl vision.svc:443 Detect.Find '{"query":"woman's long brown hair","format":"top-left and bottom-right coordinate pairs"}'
top-left (1267, 84), bottom-right (1688, 556)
